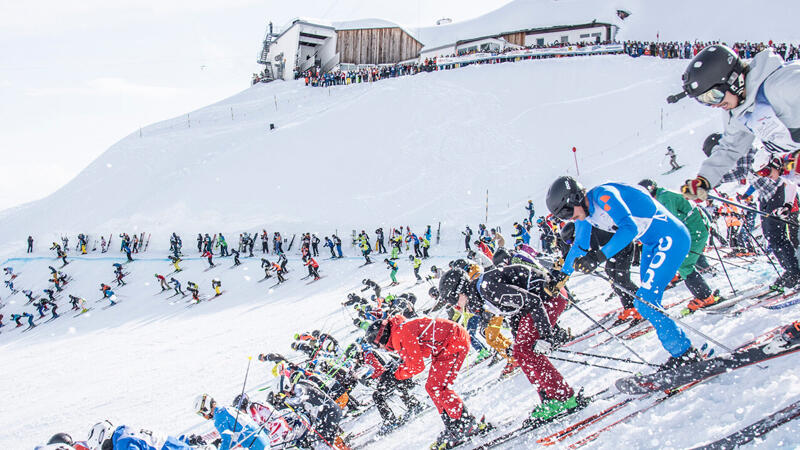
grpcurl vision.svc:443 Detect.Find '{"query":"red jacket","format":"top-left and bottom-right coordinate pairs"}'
top-left (304, 258), bottom-right (319, 268)
top-left (386, 316), bottom-right (469, 380)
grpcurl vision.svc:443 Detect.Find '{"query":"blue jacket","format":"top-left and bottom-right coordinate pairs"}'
top-left (213, 406), bottom-right (270, 450)
top-left (111, 425), bottom-right (191, 450)
top-left (562, 183), bottom-right (680, 275)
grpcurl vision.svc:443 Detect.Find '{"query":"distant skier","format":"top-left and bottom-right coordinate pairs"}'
top-left (212, 278), bottom-right (222, 296)
top-left (385, 259), bottom-right (399, 286)
top-left (197, 233), bottom-right (203, 253)
top-left (666, 146), bottom-right (681, 170)
top-left (409, 255), bottom-right (422, 282)
top-left (100, 284), bottom-right (117, 305)
top-left (332, 234), bottom-right (343, 258)
top-left (311, 234), bottom-right (320, 257)
top-left (361, 278), bottom-right (381, 298)
top-left (169, 255), bottom-right (182, 272)
top-left (202, 250), bottom-right (215, 268)
top-left (27, 236), bottom-right (33, 253)
top-left (462, 226), bottom-right (473, 251)
top-left (231, 249), bottom-right (241, 266)
top-left (376, 227), bottom-right (387, 253)
top-left (526, 200), bottom-right (535, 222)
top-left (261, 230), bottom-right (269, 254)
top-left (217, 233), bottom-right (228, 257)
top-left (155, 274), bottom-right (169, 291)
top-left (170, 278), bottom-right (185, 296)
top-left (187, 281), bottom-right (200, 303)
top-left (304, 256), bottom-right (321, 280)
top-left (277, 251), bottom-right (289, 273)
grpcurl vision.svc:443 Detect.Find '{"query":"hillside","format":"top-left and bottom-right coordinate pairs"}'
top-left (0, 55), bottom-right (717, 259)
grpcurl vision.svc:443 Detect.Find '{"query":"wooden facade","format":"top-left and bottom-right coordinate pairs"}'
top-left (500, 32), bottom-right (526, 47)
top-left (336, 28), bottom-right (423, 65)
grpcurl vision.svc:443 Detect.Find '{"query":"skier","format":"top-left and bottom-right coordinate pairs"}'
top-left (231, 249), bottom-right (241, 266)
top-left (462, 226), bottom-right (473, 252)
top-left (360, 238), bottom-right (372, 265)
top-left (672, 44), bottom-right (800, 201)
top-left (113, 263), bottom-right (126, 286)
top-left (332, 234), bottom-right (343, 258)
top-left (69, 294), bottom-right (81, 310)
top-left (196, 233), bottom-right (203, 253)
top-left (376, 228), bottom-right (387, 253)
top-left (511, 222), bottom-right (531, 246)
top-left (365, 316), bottom-right (489, 448)
top-left (168, 255), bottom-right (182, 272)
top-left (666, 146), bottom-right (681, 170)
top-left (639, 179), bottom-right (717, 311)
top-left (100, 284), bottom-right (117, 305)
top-left (277, 251), bottom-right (289, 273)
top-left (155, 274), bottom-right (169, 291)
top-left (304, 257), bottom-right (320, 280)
top-left (439, 263), bottom-right (580, 425)
top-left (27, 235), bottom-right (33, 253)
top-left (248, 233), bottom-right (256, 256)
top-left (526, 200), bottom-right (536, 222)
top-left (260, 258), bottom-right (273, 279)
top-left (202, 250), bottom-right (215, 268)
top-left (23, 311), bottom-right (36, 330)
top-left (271, 374), bottom-right (349, 449)
top-left (121, 239), bottom-right (133, 262)
top-left (210, 279), bottom-right (222, 296)
top-left (193, 394), bottom-right (272, 450)
top-left (406, 232), bottom-right (421, 258)
top-left (217, 233), bottom-right (228, 257)
top-left (22, 289), bottom-right (36, 304)
top-left (361, 278), bottom-right (381, 299)
top-left (187, 281), bottom-right (200, 303)
top-left (311, 234), bottom-right (320, 257)
top-left (323, 236), bottom-right (336, 258)
top-left (409, 255), bottom-right (422, 282)
top-left (170, 278), bottom-right (185, 296)
top-left (420, 235), bottom-right (431, 259)
top-left (722, 152), bottom-right (800, 289)
top-left (559, 223), bottom-right (642, 324)
top-left (547, 176), bottom-right (700, 368)
top-left (385, 259), bottom-right (399, 286)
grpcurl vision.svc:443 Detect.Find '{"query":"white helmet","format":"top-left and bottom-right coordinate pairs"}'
top-left (193, 393), bottom-right (215, 417)
top-left (753, 150), bottom-right (783, 175)
top-left (86, 420), bottom-right (113, 450)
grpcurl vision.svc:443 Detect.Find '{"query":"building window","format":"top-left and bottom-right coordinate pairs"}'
top-left (580, 34), bottom-right (590, 39)
top-left (560, 35), bottom-right (569, 43)
top-left (536, 38), bottom-right (544, 46)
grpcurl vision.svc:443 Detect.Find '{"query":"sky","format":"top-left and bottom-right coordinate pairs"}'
top-left (0, 0), bottom-right (512, 211)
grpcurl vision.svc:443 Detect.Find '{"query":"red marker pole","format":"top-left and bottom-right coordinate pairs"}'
top-left (572, 147), bottom-right (580, 176)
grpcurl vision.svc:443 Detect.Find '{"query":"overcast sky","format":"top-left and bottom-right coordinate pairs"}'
top-left (0, 0), bottom-right (511, 211)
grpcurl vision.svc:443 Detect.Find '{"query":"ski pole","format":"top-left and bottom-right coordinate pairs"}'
top-left (698, 207), bottom-right (737, 295)
top-left (591, 272), bottom-right (739, 355)
top-left (707, 193), bottom-right (800, 227)
top-left (555, 348), bottom-right (661, 368)
top-left (688, 250), bottom-right (751, 271)
top-left (548, 354), bottom-right (636, 374)
top-left (740, 214), bottom-right (783, 278)
top-left (561, 291), bottom-right (655, 367)
top-left (232, 357), bottom-right (253, 435)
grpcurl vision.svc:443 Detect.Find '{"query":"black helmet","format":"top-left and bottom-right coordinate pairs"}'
top-left (232, 393), bottom-right (249, 410)
top-left (47, 433), bottom-right (74, 445)
top-left (364, 319), bottom-right (391, 347)
top-left (438, 269), bottom-right (469, 305)
top-left (546, 176), bottom-right (586, 220)
top-left (638, 179), bottom-right (657, 197)
top-left (430, 265), bottom-right (438, 273)
top-left (672, 45), bottom-right (747, 104)
top-left (449, 258), bottom-right (470, 271)
top-left (362, 278), bottom-right (368, 285)
top-left (559, 222), bottom-right (576, 245)
top-left (492, 248), bottom-right (512, 267)
top-left (702, 133), bottom-right (722, 157)
top-left (428, 286), bottom-right (440, 298)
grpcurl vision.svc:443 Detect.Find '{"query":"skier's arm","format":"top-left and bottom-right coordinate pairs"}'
top-left (595, 187), bottom-right (639, 259)
top-left (561, 220), bottom-right (591, 275)
top-left (698, 119), bottom-right (756, 187)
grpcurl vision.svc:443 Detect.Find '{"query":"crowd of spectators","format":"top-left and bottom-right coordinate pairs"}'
top-left (281, 38), bottom-right (798, 89)
top-left (624, 40), bottom-right (799, 61)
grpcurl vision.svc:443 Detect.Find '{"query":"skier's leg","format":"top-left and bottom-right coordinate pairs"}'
top-left (425, 334), bottom-right (468, 419)
top-left (605, 243), bottom-right (637, 310)
top-left (512, 312), bottom-right (573, 401)
top-left (633, 227), bottom-right (693, 357)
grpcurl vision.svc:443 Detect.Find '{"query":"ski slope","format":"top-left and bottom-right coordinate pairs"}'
top-left (3, 55), bottom-right (800, 449)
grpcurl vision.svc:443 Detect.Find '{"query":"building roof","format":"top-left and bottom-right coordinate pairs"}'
top-left (414, 0), bottom-right (622, 50)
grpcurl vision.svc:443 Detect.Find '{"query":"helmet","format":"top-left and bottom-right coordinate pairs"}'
top-left (546, 176), bottom-right (586, 220)
top-left (753, 150), bottom-right (783, 176)
top-left (679, 45), bottom-right (747, 104)
top-left (428, 286), bottom-right (440, 298)
top-left (47, 433), bottom-right (74, 445)
top-left (449, 258), bottom-right (469, 271)
top-left (430, 265), bottom-right (438, 273)
top-left (86, 420), bottom-right (113, 449)
top-left (492, 248), bottom-right (512, 267)
top-left (365, 319), bottom-right (391, 347)
top-left (560, 222), bottom-right (576, 245)
top-left (362, 279), bottom-right (368, 285)
top-left (638, 179), bottom-right (657, 197)
top-left (438, 269), bottom-right (469, 305)
top-left (408, 255), bottom-right (414, 261)
top-left (193, 394), bottom-right (214, 417)
top-left (232, 393), bottom-right (249, 410)
top-left (702, 133), bottom-right (722, 157)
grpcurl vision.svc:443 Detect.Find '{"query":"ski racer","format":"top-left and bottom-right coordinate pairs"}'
top-left (511, 222), bottom-right (531, 246)
top-left (639, 179), bottom-right (717, 311)
top-left (271, 374), bottom-right (349, 449)
top-left (384, 259), bottom-right (399, 286)
top-left (202, 250), bottom-right (214, 268)
top-left (194, 394), bottom-right (271, 450)
top-left (547, 176), bottom-right (701, 368)
top-left (169, 278), bottom-right (185, 296)
top-left (212, 279), bottom-right (222, 296)
top-left (365, 316), bottom-right (489, 448)
top-left (409, 255), bottom-right (422, 281)
top-left (155, 274), bottom-right (169, 291)
top-left (304, 256), bottom-right (320, 280)
top-left (672, 45), bottom-right (800, 201)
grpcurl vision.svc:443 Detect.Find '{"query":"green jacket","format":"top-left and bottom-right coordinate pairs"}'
top-left (654, 187), bottom-right (709, 233)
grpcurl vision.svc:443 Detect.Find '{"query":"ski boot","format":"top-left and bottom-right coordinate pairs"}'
top-left (683, 292), bottom-right (719, 315)
top-left (765, 322), bottom-right (800, 355)
top-left (661, 347), bottom-right (703, 371)
top-left (523, 390), bottom-right (589, 429)
top-left (499, 359), bottom-right (520, 379)
top-left (400, 401), bottom-right (425, 423)
top-left (612, 308), bottom-right (643, 327)
top-left (430, 410), bottom-right (491, 449)
top-left (488, 351), bottom-right (504, 367)
top-left (473, 348), bottom-right (491, 364)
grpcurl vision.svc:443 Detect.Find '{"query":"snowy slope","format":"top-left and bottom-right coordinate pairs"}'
top-left (4, 52), bottom-right (800, 449)
top-left (0, 55), bottom-right (716, 256)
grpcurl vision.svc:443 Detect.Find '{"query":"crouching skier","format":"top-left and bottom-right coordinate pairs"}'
top-left (193, 394), bottom-right (271, 449)
top-left (546, 176), bottom-right (701, 369)
top-left (365, 315), bottom-right (490, 449)
top-left (439, 262), bottom-right (582, 428)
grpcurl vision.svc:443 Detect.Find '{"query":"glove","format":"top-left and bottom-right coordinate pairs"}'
top-left (681, 176), bottom-right (711, 201)
top-left (533, 339), bottom-right (552, 355)
top-left (772, 204), bottom-right (793, 219)
top-left (544, 270), bottom-right (569, 296)
top-left (574, 249), bottom-right (606, 274)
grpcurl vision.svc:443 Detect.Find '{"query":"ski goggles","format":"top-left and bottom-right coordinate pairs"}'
top-left (695, 85), bottom-right (726, 105)
top-left (552, 205), bottom-right (575, 221)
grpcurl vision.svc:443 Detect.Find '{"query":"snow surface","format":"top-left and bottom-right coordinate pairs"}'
top-left (3, 54), bottom-right (800, 449)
